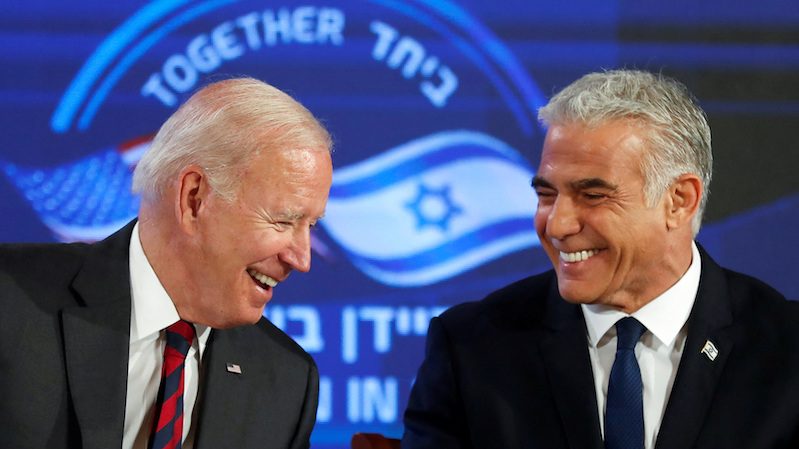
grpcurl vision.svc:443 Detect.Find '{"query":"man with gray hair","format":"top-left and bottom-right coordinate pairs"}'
top-left (402, 70), bottom-right (799, 449)
top-left (0, 77), bottom-right (332, 449)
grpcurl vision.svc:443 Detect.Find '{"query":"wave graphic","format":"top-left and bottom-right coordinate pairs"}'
top-left (321, 130), bottom-right (539, 287)
top-left (2, 137), bottom-right (149, 241)
top-left (3, 130), bottom-right (539, 283)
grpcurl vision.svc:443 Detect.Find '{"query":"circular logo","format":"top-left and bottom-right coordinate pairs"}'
top-left (3, 1), bottom-right (551, 444)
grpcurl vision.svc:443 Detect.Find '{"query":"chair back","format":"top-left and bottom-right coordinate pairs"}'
top-left (350, 432), bottom-right (401, 449)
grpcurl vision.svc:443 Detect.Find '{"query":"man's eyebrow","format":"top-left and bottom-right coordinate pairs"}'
top-left (573, 178), bottom-right (618, 191)
top-left (531, 176), bottom-right (553, 189)
top-left (530, 176), bottom-right (618, 191)
top-left (273, 210), bottom-right (305, 221)
top-left (274, 210), bottom-right (328, 223)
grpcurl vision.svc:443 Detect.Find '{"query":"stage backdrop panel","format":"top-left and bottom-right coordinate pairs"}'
top-left (1, 1), bottom-right (797, 447)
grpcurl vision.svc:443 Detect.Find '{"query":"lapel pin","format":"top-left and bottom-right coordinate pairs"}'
top-left (226, 362), bottom-right (243, 374)
top-left (701, 340), bottom-right (719, 361)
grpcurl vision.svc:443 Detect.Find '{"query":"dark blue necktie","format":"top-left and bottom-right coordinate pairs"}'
top-left (605, 317), bottom-right (646, 449)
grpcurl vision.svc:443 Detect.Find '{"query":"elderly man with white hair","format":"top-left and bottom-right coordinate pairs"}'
top-left (1, 77), bottom-right (333, 449)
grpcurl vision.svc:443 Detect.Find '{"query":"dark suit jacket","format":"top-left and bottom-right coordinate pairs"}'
top-left (402, 248), bottom-right (799, 449)
top-left (0, 221), bottom-right (318, 449)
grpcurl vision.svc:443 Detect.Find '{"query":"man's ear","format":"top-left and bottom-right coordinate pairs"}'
top-left (175, 165), bottom-right (208, 234)
top-left (665, 173), bottom-right (702, 231)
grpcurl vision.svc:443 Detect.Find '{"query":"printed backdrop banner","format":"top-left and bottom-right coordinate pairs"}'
top-left (2, 1), bottom-right (798, 447)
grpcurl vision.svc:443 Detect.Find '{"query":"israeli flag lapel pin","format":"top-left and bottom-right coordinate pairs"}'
top-left (701, 340), bottom-right (719, 361)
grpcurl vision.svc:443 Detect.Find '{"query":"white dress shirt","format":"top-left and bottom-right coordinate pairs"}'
top-left (582, 242), bottom-right (701, 449)
top-left (123, 223), bottom-right (211, 449)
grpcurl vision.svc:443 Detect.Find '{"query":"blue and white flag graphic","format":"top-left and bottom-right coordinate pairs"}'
top-left (2, 137), bottom-right (148, 241)
top-left (321, 130), bottom-right (539, 287)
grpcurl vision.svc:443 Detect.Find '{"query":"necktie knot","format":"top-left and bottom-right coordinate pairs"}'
top-left (615, 317), bottom-right (645, 351)
top-left (165, 320), bottom-right (195, 359)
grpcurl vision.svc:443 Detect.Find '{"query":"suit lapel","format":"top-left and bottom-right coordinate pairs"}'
top-left (539, 281), bottom-right (604, 449)
top-left (62, 223), bottom-right (134, 449)
top-left (194, 328), bottom-right (272, 449)
top-left (194, 324), bottom-right (319, 449)
top-left (655, 248), bottom-right (736, 449)
top-left (194, 329), bottom-right (243, 448)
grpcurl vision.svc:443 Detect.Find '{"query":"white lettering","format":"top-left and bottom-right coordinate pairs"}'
top-left (342, 306), bottom-right (358, 363)
top-left (347, 377), bottom-right (398, 423)
top-left (347, 377), bottom-right (360, 422)
top-left (235, 12), bottom-right (262, 50)
top-left (162, 54), bottom-right (197, 92)
top-left (292, 6), bottom-right (316, 44)
top-left (370, 20), bottom-right (458, 108)
top-left (370, 21), bottom-right (398, 61)
top-left (317, 376), bottom-right (332, 423)
top-left (288, 305), bottom-right (324, 352)
top-left (395, 307), bottom-right (411, 335)
top-left (187, 35), bottom-right (221, 73)
top-left (211, 21), bottom-right (244, 60)
top-left (317, 8), bottom-right (345, 45)
top-left (141, 73), bottom-right (177, 107)
top-left (265, 304), bottom-right (286, 328)
top-left (264, 305), bottom-right (323, 353)
top-left (360, 306), bottom-right (393, 353)
top-left (387, 37), bottom-right (425, 79)
top-left (421, 65), bottom-right (458, 107)
top-left (342, 305), bottom-right (445, 363)
top-left (263, 8), bottom-right (292, 45)
top-left (142, 7), bottom-right (347, 106)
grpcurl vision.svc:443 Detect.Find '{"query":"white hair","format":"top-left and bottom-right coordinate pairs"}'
top-left (538, 69), bottom-right (712, 235)
top-left (132, 77), bottom-right (332, 202)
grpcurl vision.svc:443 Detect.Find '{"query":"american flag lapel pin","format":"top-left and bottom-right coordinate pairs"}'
top-left (226, 362), bottom-right (242, 374)
top-left (701, 340), bottom-right (719, 361)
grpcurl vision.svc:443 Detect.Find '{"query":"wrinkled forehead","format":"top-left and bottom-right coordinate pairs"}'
top-left (235, 146), bottom-right (332, 198)
top-left (538, 121), bottom-right (649, 179)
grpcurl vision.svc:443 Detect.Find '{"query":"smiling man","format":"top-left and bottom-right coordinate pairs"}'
top-left (402, 70), bottom-right (799, 449)
top-left (0, 78), bottom-right (332, 449)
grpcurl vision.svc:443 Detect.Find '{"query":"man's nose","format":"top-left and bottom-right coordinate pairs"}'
top-left (546, 196), bottom-right (581, 239)
top-left (280, 227), bottom-right (312, 273)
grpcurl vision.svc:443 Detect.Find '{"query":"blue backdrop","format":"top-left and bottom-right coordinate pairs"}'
top-left (1, 1), bottom-right (798, 447)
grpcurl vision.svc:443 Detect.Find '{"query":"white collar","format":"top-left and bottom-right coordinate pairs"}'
top-left (128, 222), bottom-right (210, 350)
top-left (582, 242), bottom-right (701, 347)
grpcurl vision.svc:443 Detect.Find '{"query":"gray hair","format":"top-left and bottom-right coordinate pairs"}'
top-left (132, 77), bottom-right (332, 202)
top-left (538, 69), bottom-right (712, 235)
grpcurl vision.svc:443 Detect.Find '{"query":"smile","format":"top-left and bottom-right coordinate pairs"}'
top-left (247, 268), bottom-right (278, 288)
top-left (559, 249), bottom-right (599, 263)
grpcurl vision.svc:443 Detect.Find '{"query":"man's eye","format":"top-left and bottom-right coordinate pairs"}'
top-left (583, 192), bottom-right (606, 201)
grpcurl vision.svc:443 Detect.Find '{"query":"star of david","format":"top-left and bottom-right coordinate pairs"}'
top-left (405, 182), bottom-right (463, 231)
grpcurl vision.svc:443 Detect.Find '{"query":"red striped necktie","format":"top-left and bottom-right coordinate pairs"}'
top-left (149, 320), bottom-right (196, 449)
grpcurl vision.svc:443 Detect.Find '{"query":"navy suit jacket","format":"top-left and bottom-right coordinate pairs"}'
top-left (402, 248), bottom-right (799, 448)
top-left (0, 221), bottom-right (318, 449)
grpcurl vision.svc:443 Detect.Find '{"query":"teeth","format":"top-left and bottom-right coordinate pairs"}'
top-left (559, 249), bottom-right (598, 263)
top-left (247, 269), bottom-right (278, 288)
